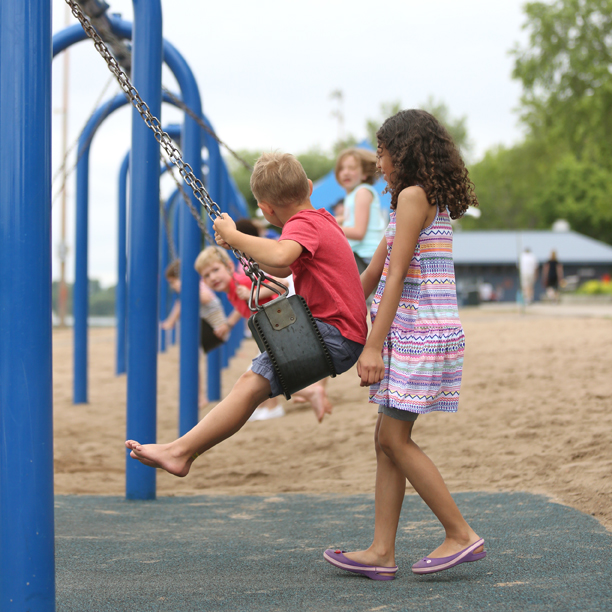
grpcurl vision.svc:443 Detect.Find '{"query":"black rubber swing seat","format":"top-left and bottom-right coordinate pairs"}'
top-left (248, 294), bottom-right (337, 400)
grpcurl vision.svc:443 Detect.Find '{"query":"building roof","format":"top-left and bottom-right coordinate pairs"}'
top-left (452, 230), bottom-right (612, 265)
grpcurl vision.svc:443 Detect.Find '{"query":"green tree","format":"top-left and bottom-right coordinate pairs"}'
top-left (466, 139), bottom-right (553, 230)
top-left (511, 0), bottom-right (612, 166)
top-left (89, 284), bottom-right (116, 316)
top-left (297, 149), bottom-right (336, 182)
top-left (534, 154), bottom-right (612, 243)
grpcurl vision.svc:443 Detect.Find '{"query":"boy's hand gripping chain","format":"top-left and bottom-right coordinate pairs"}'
top-left (65, 0), bottom-right (337, 397)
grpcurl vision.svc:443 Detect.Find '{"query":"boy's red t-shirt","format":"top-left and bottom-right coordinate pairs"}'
top-left (280, 208), bottom-right (367, 345)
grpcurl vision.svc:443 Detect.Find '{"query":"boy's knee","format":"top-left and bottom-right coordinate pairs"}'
top-left (238, 370), bottom-right (272, 398)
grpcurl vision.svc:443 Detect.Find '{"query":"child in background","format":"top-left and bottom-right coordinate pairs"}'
top-left (161, 259), bottom-right (228, 353)
top-left (194, 245), bottom-right (285, 421)
top-left (195, 244), bottom-right (333, 423)
top-left (126, 152), bottom-right (366, 476)
top-left (335, 148), bottom-right (385, 273)
top-left (161, 260), bottom-right (228, 406)
top-left (324, 110), bottom-right (485, 580)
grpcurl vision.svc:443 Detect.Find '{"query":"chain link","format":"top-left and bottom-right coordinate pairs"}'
top-left (161, 155), bottom-right (214, 243)
top-left (65, 0), bottom-right (266, 285)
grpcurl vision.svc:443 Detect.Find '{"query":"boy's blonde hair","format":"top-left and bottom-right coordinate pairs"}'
top-left (194, 246), bottom-right (233, 275)
top-left (334, 148), bottom-right (378, 185)
top-left (250, 152), bottom-right (310, 207)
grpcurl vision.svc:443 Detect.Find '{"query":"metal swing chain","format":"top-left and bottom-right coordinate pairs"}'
top-left (64, 0), bottom-right (267, 287)
top-left (160, 155), bottom-right (215, 245)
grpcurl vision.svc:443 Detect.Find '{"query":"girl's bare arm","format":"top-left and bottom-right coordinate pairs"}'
top-left (357, 187), bottom-right (430, 386)
top-left (342, 188), bottom-right (373, 240)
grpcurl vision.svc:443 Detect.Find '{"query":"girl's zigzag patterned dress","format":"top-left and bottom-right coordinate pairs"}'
top-left (369, 205), bottom-right (464, 413)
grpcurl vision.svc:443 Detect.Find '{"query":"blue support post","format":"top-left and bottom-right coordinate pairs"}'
top-left (73, 94), bottom-right (130, 402)
top-left (0, 0), bottom-right (55, 609)
top-left (172, 200), bottom-right (181, 346)
top-left (73, 139), bottom-right (90, 403)
top-left (159, 189), bottom-right (181, 352)
top-left (125, 0), bottom-right (163, 500)
top-left (159, 216), bottom-right (168, 354)
top-left (116, 151), bottom-right (129, 375)
top-left (157, 211), bottom-right (169, 353)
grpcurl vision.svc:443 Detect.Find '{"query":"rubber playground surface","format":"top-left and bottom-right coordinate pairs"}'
top-left (55, 491), bottom-right (612, 611)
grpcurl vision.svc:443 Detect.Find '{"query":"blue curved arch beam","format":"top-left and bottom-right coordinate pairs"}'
top-left (71, 92), bottom-right (188, 402)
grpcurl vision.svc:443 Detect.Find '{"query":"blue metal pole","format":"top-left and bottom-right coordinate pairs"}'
top-left (172, 199), bottom-right (181, 347)
top-left (73, 142), bottom-right (90, 403)
top-left (73, 94), bottom-right (130, 402)
top-left (160, 46), bottom-right (205, 436)
top-left (159, 189), bottom-right (180, 350)
top-left (159, 216), bottom-right (168, 354)
top-left (200, 127), bottom-right (226, 398)
top-left (0, 0), bottom-right (55, 609)
top-left (116, 151), bottom-right (129, 375)
top-left (110, 17), bottom-right (207, 435)
top-left (125, 0), bottom-right (163, 500)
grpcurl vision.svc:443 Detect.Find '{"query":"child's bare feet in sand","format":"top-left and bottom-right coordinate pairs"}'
top-left (292, 383), bottom-right (333, 423)
top-left (125, 440), bottom-right (195, 477)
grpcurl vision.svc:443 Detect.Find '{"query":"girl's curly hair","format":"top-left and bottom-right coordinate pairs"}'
top-left (376, 109), bottom-right (478, 219)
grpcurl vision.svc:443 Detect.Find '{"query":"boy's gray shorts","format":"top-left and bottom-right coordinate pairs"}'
top-left (251, 319), bottom-right (364, 398)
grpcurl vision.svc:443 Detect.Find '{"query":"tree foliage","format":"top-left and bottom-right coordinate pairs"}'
top-left (511, 0), bottom-right (612, 165)
top-left (466, 0), bottom-right (612, 243)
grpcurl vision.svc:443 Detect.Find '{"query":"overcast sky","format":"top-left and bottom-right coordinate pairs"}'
top-left (51, 0), bottom-right (530, 286)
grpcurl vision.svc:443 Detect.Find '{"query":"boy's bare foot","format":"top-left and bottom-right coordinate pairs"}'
top-left (323, 396), bottom-right (333, 416)
top-left (125, 440), bottom-right (193, 477)
top-left (292, 384), bottom-right (332, 422)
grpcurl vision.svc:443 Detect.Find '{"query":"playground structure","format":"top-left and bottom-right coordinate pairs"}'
top-left (0, 1), bottom-right (249, 608)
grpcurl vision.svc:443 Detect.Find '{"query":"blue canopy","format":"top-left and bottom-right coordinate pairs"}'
top-left (310, 139), bottom-right (391, 217)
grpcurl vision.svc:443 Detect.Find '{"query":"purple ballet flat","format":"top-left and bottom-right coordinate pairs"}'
top-left (412, 538), bottom-right (486, 575)
top-left (324, 549), bottom-right (398, 581)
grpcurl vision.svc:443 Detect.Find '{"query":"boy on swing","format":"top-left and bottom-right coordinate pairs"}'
top-left (126, 152), bottom-right (367, 476)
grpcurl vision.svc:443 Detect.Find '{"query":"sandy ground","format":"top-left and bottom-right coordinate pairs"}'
top-left (52, 303), bottom-right (612, 530)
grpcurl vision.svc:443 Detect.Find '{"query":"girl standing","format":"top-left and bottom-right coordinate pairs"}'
top-left (324, 110), bottom-right (485, 580)
top-left (335, 148), bottom-right (386, 272)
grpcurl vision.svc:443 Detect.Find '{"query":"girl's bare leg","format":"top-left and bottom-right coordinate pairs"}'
top-left (343, 415), bottom-right (405, 574)
top-left (376, 416), bottom-right (483, 559)
top-left (125, 370), bottom-right (271, 477)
